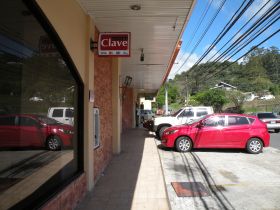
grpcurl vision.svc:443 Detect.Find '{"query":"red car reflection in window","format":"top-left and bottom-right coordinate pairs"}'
top-left (0, 114), bottom-right (74, 150)
top-left (161, 114), bottom-right (270, 154)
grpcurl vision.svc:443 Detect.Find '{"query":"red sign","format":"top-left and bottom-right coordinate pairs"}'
top-left (38, 36), bottom-right (59, 57)
top-left (98, 32), bottom-right (130, 57)
top-left (39, 36), bottom-right (57, 53)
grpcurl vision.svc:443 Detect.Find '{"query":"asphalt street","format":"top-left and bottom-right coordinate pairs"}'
top-left (156, 132), bottom-right (280, 210)
top-left (270, 132), bottom-right (280, 149)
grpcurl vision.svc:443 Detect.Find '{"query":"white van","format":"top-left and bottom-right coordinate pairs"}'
top-left (153, 106), bottom-right (214, 138)
top-left (47, 107), bottom-right (74, 126)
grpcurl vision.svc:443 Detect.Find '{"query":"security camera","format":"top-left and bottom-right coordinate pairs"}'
top-left (140, 48), bottom-right (144, 62)
top-left (140, 52), bottom-right (144, 62)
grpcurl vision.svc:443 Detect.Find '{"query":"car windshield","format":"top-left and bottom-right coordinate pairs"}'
top-left (172, 109), bottom-right (183, 117)
top-left (37, 116), bottom-right (62, 125)
top-left (257, 113), bottom-right (277, 119)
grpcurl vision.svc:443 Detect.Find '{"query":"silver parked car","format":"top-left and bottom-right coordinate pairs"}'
top-left (253, 112), bottom-right (280, 133)
top-left (137, 109), bottom-right (155, 123)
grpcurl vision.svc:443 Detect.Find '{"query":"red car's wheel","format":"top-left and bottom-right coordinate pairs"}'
top-left (46, 136), bottom-right (62, 151)
top-left (246, 138), bottom-right (263, 154)
top-left (175, 136), bottom-right (193, 152)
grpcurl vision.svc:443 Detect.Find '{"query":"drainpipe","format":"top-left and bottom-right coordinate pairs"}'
top-left (165, 85), bottom-right (168, 115)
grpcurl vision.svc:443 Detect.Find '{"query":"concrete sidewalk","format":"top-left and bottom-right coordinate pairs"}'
top-left (76, 128), bottom-right (280, 210)
top-left (76, 128), bottom-right (170, 210)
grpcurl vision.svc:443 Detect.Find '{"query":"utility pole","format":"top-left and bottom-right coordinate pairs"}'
top-left (165, 84), bottom-right (168, 115)
top-left (185, 76), bottom-right (188, 106)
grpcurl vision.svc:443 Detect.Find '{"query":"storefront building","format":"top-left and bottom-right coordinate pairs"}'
top-left (0, 0), bottom-right (195, 209)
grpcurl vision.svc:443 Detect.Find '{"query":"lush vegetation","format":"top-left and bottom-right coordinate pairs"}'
top-left (156, 46), bottom-right (280, 113)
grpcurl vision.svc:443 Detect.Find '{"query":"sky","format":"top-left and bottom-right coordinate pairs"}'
top-left (168, 0), bottom-right (280, 79)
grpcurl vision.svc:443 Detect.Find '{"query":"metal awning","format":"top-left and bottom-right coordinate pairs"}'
top-left (78, 0), bottom-right (196, 95)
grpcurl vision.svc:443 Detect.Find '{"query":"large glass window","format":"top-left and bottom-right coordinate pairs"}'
top-left (0, 1), bottom-right (82, 209)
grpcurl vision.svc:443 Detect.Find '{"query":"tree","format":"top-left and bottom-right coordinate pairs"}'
top-left (156, 83), bottom-right (180, 108)
top-left (226, 90), bottom-right (246, 113)
top-left (251, 77), bottom-right (272, 93)
top-left (193, 89), bottom-right (228, 112)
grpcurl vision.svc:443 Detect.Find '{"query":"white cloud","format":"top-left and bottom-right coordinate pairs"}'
top-left (211, 0), bottom-right (230, 14)
top-left (168, 45), bottom-right (231, 79)
top-left (244, 0), bottom-right (276, 20)
top-left (168, 51), bottom-right (199, 79)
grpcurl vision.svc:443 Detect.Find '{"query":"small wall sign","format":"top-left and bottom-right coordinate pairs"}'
top-left (89, 90), bottom-right (94, 103)
top-left (98, 32), bottom-right (131, 57)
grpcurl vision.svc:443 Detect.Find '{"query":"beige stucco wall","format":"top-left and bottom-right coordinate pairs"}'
top-left (36, 0), bottom-right (95, 190)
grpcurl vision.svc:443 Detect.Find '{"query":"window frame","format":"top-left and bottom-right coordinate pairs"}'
top-left (10, 0), bottom-right (85, 209)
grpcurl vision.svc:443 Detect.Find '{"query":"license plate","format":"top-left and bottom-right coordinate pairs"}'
top-left (271, 121), bottom-right (276, 124)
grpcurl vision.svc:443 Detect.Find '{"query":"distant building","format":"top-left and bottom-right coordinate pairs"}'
top-left (243, 92), bottom-right (258, 101)
top-left (211, 81), bottom-right (237, 91)
top-left (140, 97), bottom-right (155, 110)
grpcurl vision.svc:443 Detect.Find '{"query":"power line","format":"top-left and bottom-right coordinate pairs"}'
top-left (182, 0), bottom-right (278, 82)
top-left (223, 14), bottom-right (279, 61)
top-left (170, 0), bottom-right (227, 77)
top-left (213, 3), bottom-right (279, 62)
top-left (202, 0), bottom-right (273, 63)
top-left (193, 0), bottom-right (255, 66)
top-left (203, 28), bottom-right (280, 82)
top-left (176, 0), bottom-right (214, 64)
top-left (198, 8), bottom-right (280, 80)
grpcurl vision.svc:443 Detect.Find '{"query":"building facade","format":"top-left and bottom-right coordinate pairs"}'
top-left (0, 0), bottom-right (195, 209)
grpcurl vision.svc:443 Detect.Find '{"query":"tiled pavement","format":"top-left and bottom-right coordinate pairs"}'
top-left (76, 128), bottom-right (170, 210)
top-left (76, 128), bottom-right (280, 210)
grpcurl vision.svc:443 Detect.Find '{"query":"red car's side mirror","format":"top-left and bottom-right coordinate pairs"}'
top-left (196, 122), bottom-right (204, 128)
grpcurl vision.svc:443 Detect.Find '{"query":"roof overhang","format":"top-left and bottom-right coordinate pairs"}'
top-left (78, 0), bottom-right (196, 96)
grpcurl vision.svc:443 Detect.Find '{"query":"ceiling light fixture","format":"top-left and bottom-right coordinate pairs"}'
top-left (130, 4), bottom-right (141, 11)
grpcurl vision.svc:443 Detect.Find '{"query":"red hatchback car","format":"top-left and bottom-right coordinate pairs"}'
top-left (0, 114), bottom-right (74, 150)
top-left (161, 113), bottom-right (270, 154)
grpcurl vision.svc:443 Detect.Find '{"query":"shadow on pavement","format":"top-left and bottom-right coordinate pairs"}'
top-left (76, 128), bottom-right (165, 210)
top-left (157, 144), bottom-right (246, 154)
top-left (192, 148), bottom-right (246, 154)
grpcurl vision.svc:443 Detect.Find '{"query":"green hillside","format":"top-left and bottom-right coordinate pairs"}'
top-left (156, 46), bottom-right (280, 113)
top-left (175, 46), bottom-right (280, 95)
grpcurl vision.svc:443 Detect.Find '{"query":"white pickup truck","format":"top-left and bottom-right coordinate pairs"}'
top-left (154, 106), bottom-right (214, 138)
top-left (47, 107), bottom-right (74, 126)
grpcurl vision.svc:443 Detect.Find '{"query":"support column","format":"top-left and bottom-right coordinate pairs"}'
top-left (83, 15), bottom-right (95, 190)
top-left (165, 85), bottom-right (168, 115)
top-left (132, 89), bottom-right (138, 128)
top-left (112, 58), bottom-right (121, 154)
